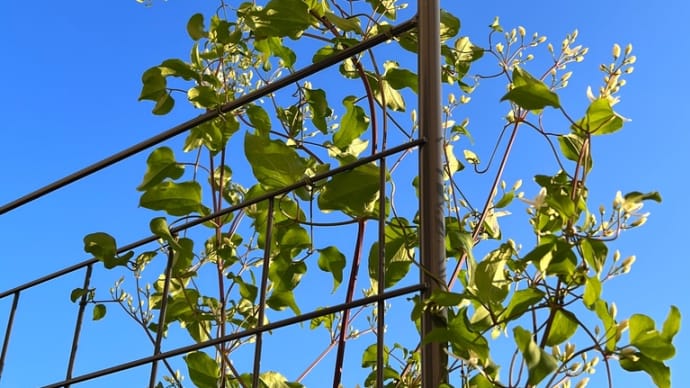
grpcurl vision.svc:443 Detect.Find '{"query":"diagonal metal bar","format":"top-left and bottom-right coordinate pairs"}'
top-left (0, 291), bottom-right (20, 382)
top-left (147, 246), bottom-right (175, 388)
top-left (0, 139), bottom-right (424, 301)
top-left (41, 284), bottom-right (424, 388)
top-left (0, 18), bottom-right (417, 217)
top-left (252, 198), bottom-right (275, 388)
top-left (65, 264), bottom-right (94, 387)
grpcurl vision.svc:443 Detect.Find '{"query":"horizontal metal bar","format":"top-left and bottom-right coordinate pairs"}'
top-left (0, 138), bottom-right (424, 299)
top-left (0, 18), bottom-right (417, 217)
top-left (41, 283), bottom-right (425, 388)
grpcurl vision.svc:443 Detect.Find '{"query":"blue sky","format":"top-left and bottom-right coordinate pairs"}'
top-left (1, 1), bottom-right (688, 387)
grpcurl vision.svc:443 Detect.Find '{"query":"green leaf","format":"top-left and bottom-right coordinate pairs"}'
top-left (248, 0), bottom-right (312, 39)
top-left (558, 133), bottom-right (591, 166)
top-left (246, 105), bottom-right (272, 135)
top-left (334, 96), bottom-right (369, 150)
top-left (70, 288), bottom-right (87, 303)
top-left (425, 308), bottom-right (489, 362)
top-left (184, 351), bottom-right (220, 388)
top-left (93, 304), bottom-right (106, 321)
top-left (304, 88), bottom-right (331, 133)
top-left (267, 290), bottom-right (300, 314)
top-left (187, 13), bottom-right (206, 41)
top-left (514, 326), bottom-right (558, 385)
top-left (580, 238), bottom-right (607, 274)
top-left (185, 115), bottom-right (239, 153)
top-left (325, 11), bottom-right (362, 34)
top-left (499, 288), bottom-right (544, 322)
top-left (620, 352), bottom-right (671, 388)
top-left (172, 238), bottom-right (195, 276)
top-left (139, 181), bottom-right (202, 216)
top-left (137, 147), bottom-right (185, 191)
top-left (368, 218), bottom-right (416, 289)
top-left (384, 67), bottom-right (418, 94)
top-left (470, 246), bottom-right (510, 305)
top-left (152, 92), bottom-right (174, 115)
top-left (545, 309), bottom-right (578, 346)
top-left (244, 132), bottom-right (307, 189)
top-left (439, 9), bottom-right (460, 42)
top-left (661, 305), bottom-right (681, 342)
top-left (629, 314), bottom-right (676, 361)
top-left (429, 290), bottom-right (464, 307)
top-left (83, 232), bottom-right (133, 269)
top-left (159, 59), bottom-right (198, 81)
top-left (149, 217), bottom-right (179, 247)
top-left (365, 0), bottom-right (396, 19)
top-left (317, 246), bottom-right (346, 292)
top-left (318, 163), bottom-right (381, 218)
top-left (574, 98), bottom-right (624, 135)
top-left (188, 85), bottom-right (219, 109)
top-left (624, 191), bottom-right (663, 204)
top-left (583, 276), bottom-right (601, 309)
top-left (500, 67), bottom-right (560, 110)
top-left (139, 67), bottom-right (167, 101)
top-left (594, 300), bottom-right (618, 351)
top-left (361, 343), bottom-right (389, 368)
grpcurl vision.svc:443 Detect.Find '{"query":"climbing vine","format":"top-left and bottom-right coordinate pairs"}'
top-left (73, 1), bottom-right (679, 387)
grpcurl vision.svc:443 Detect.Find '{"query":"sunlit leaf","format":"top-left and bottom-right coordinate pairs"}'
top-left (137, 147), bottom-right (184, 191)
top-left (318, 163), bottom-right (381, 217)
top-left (574, 98), bottom-right (623, 135)
top-left (620, 352), bottom-right (671, 388)
top-left (368, 218), bottom-right (416, 289)
top-left (139, 181), bottom-right (202, 216)
top-left (499, 288), bottom-right (544, 322)
top-left (247, 0), bottom-right (312, 39)
top-left (545, 309), bottom-right (578, 346)
top-left (244, 132), bottom-right (307, 189)
top-left (184, 351), bottom-right (219, 388)
top-left (629, 314), bottom-right (676, 361)
top-left (501, 67), bottom-right (560, 110)
top-left (304, 87), bottom-right (332, 133)
top-left (187, 13), bottom-right (206, 41)
top-left (317, 246), bottom-right (346, 292)
top-left (661, 306), bottom-right (681, 342)
top-left (514, 326), bottom-right (558, 385)
top-left (583, 276), bottom-right (601, 309)
top-left (334, 96), bottom-right (369, 149)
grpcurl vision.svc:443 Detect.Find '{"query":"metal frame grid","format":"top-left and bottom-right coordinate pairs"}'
top-left (0, 2), bottom-right (444, 386)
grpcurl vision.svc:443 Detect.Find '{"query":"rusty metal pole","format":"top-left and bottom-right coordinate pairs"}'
top-left (418, 0), bottom-right (448, 386)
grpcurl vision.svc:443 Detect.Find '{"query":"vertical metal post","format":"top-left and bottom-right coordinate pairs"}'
top-left (148, 248), bottom-right (175, 388)
top-left (66, 264), bottom-right (94, 387)
top-left (253, 198), bottom-right (275, 388)
top-left (418, 0), bottom-right (448, 387)
top-left (0, 292), bottom-right (20, 382)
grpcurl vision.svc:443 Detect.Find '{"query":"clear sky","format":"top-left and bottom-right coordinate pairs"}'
top-left (0, 1), bottom-right (688, 387)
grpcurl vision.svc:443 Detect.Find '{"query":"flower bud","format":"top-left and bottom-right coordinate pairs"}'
top-left (612, 43), bottom-right (621, 60)
top-left (518, 26), bottom-right (526, 37)
top-left (575, 377), bottom-right (590, 388)
top-left (565, 343), bottom-right (576, 358)
top-left (609, 302), bottom-right (618, 319)
top-left (613, 190), bottom-right (624, 209)
top-left (624, 43), bottom-right (633, 56)
top-left (496, 42), bottom-right (504, 54)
